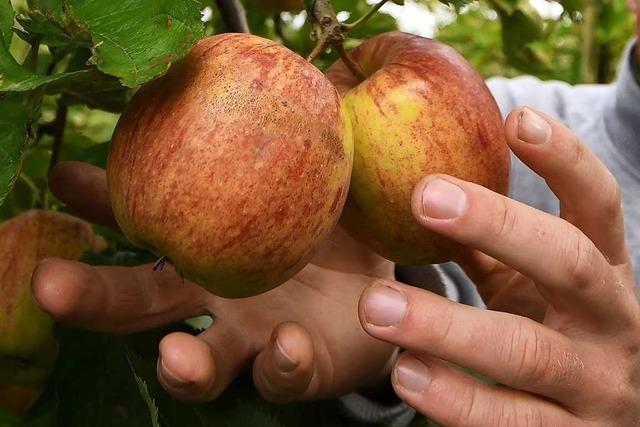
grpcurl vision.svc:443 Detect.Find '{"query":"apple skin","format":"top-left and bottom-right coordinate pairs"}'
top-left (326, 32), bottom-right (511, 265)
top-left (251, 0), bottom-right (304, 13)
top-left (108, 33), bottom-right (353, 298)
top-left (0, 210), bottom-right (105, 415)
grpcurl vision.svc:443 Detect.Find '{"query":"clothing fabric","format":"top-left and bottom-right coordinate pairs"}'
top-left (342, 40), bottom-right (640, 425)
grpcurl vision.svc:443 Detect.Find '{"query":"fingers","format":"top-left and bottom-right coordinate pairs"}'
top-left (359, 281), bottom-right (584, 401)
top-left (31, 259), bottom-right (209, 333)
top-left (157, 319), bottom-right (252, 402)
top-left (49, 161), bottom-right (118, 230)
top-left (252, 322), bottom-right (317, 403)
top-left (391, 353), bottom-right (578, 427)
top-left (505, 107), bottom-right (629, 266)
top-left (411, 174), bottom-right (627, 324)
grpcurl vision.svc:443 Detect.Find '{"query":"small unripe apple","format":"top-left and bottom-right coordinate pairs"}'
top-left (108, 33), bottom-right (353, 298)
top-left (0, 210), bottom-right (105, 416)
top-left (326, 32), bottom-right (511, 264)
top-left (250, 0), bottom-right (304, 13)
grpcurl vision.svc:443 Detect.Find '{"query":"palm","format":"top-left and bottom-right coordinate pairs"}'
top-left (36, 161), bottom-right (399, 401)
top-left (197, 228), bottom-right (397, 397)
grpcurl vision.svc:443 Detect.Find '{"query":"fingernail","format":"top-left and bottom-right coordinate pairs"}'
top-left (421, 178), bottom-right (467, 220)
top-left (518, 108), bottom-right (551, 144)
top-left (160, 357), bottom-right (189, 388)
top-left (273, 336), bottom-right (298, 373)
top-left (394, 357), bottom-right (431, 393)
top-left (362, 285), bottom-right (407, 327)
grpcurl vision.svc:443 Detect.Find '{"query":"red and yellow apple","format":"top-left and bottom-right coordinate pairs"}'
top-left (0, 210), bottom-right (105, 416)
top-left (108, 33), bottom-right (353, 298)
top-left (326, 32), bottom-right (511, 264)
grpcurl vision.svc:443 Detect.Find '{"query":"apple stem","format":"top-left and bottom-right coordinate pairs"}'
top-left (336, 43), bottom-right (366, 82)
top-left (342, 0), bottom-right (392, 32)
top-left (153, 256), bottom-right (170, 271)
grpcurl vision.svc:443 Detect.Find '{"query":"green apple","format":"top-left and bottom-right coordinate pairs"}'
top-left (326, 32), bottom-right (511, 264)
top-left (0, 210), bottom-right (105, 416)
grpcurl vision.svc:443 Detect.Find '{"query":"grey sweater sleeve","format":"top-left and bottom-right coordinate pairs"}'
top-left (343, 40), bottom-right (640, 425)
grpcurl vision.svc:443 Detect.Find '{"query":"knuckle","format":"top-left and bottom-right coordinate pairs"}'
top-left (506, 319), bottom-right (554, 386)
top-left (493, 197), bottom-right (518, 241)
top-left (423, 307), bottom-right (456, 348)
top-left (600, 172), bottom-right (623, 218)
top-left (563, 231), bottom-right (597, 291)
top-left (452, 381), bottom-right (479, 426)
top-left (569, 136), bottom-right (587, 165)
top-left (496, 404), bottom-right (545, 427)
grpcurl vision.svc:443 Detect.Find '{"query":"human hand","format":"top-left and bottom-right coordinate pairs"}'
top-left (358, 107), bottom-right (640, 425)
top-left (32, 162), bottom-right (397, 403)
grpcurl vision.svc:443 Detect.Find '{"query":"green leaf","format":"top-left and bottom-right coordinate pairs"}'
top-left (0, 0), bottom-right (14, 46)
top-left (129, 358), bottom-right (159, 427)
top-left (47, 68), bottom-right (129, 112)
top-left (24, 0), bottom-right (205, 87)
top-left (497, 8), bottom-right (548, 73)
top-left (0, 93), bottom-right (37, 207)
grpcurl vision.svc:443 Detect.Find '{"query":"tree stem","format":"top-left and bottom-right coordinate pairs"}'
top-left (580, 0), bottom-right (599, 84)
top-left (343, 0), bottom-right (391, 31)
top-left (24, 40), bottom-right (40, 71)
top-left (48, 103), bottom-right (68, 174)
top-left (214, 0), bottom-right (250, 33)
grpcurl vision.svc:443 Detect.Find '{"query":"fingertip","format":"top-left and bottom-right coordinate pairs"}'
top-left (253, 322), bottom-right (315, 403)
top-left (411, 175), bottom-right (468, 224)
top-left (273, 322), bottom-right (312, 373)
top-left (31, 259), bottom-right (95, 322)
top-left (392, 353), bottom-right (432, 396)
top-left (157, 333), bottom-right (216, 401)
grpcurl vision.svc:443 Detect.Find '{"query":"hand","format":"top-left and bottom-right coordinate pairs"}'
top-left (358, 107), bottom-right (640, 425)
top-left (32, 162), bottom-right (397, 403)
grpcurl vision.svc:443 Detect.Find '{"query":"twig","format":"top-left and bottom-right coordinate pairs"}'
top-left (306, 0), bottom-right (344, 63)
top-left (47, 103), bottom-right (68, 173)
top-left (24, 40), bottom-right (40, 71)
top-left (274, 13), bottom-right (288, 45)
top-left (342, 0), bottom-right (391, 31)
top-left (214, 0), bottom-right (250, 33)
top-left (307, 38), bottom-right (328, 63)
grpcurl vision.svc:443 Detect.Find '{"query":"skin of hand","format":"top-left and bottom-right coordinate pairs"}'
top-left (32, 166), bottom-right (398, 403)
top-left (359, 107), bottom-right (640, 426)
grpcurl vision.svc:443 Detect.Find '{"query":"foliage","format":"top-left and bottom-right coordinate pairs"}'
top-left (0, 0), bottom-right (636, 426)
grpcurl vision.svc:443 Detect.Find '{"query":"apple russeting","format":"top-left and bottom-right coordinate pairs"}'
top-left (107, 33), bottom-right (353, 298)
top-left (326, 31), bottom-right (511, 265)
top-left (0, 210), bottom-right (105, 416)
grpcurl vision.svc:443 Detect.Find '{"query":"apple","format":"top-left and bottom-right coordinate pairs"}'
top-left (250, 0), bottom-right (304, 13)
top-left (0, 210), bottom-right (105, 416)
top-left (107, 33), bottom-right (353, 298)
top-left (326, 32), bottom-right (511, 264)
